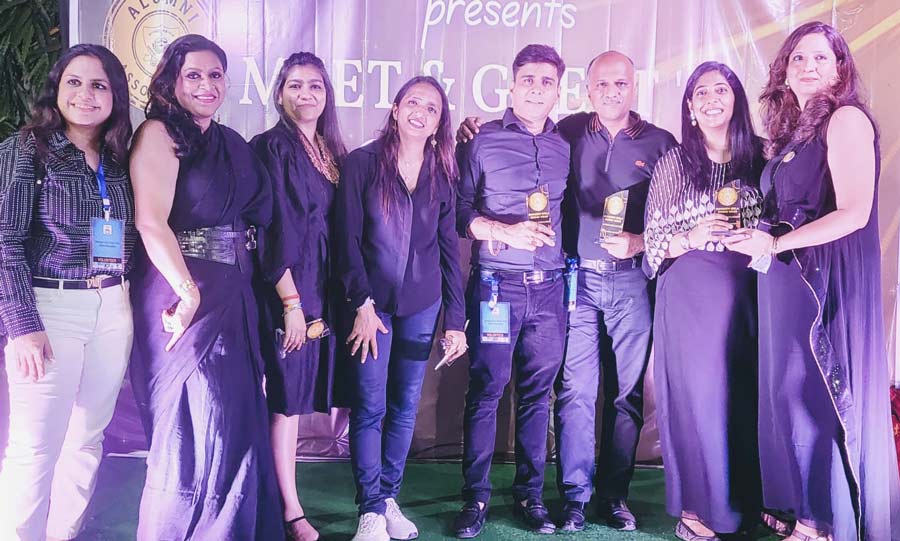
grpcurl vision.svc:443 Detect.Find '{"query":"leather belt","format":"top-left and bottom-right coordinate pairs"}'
top-left (33, 275), bottom-right (125, 290)
top-left (176, 225), bottom-right (257, 265)
top-left (480, 268), bottom-right (563, 285)
top-left (579, 255), bottom-right (642, 273)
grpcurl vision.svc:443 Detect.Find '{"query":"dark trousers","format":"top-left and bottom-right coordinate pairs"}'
top-left (462, 271), bottom-right (567, 504)
top-left (554, 266), bottom-right (652, 502)
top-left (348, 299), bottom-right (441, 515)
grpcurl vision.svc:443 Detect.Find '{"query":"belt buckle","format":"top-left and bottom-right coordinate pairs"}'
top-left (86, 276), bottom-right (103, 289)
top-left (245, 226), bottom-right (258, 251)
top-left (523, 270), bottom-right (544, 285)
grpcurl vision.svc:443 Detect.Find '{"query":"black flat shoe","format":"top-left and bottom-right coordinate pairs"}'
top-left (513, 499), bottom-right (556, 535)
top-left (558, 501), bottom-right (586, 532)
top-left (453, 501), bottom-right (488, 539)
top-left (675, 519), bottom-right (721, 541)
top-left (596, 498), bottom-right (637, 531)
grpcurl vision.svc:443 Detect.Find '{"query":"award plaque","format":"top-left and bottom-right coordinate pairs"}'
top-left (600, 189), bottom-right (629, 238)
top-left (526, 184), bottom-right (551, 225)
top-left (712, 180), bottom-right (742, 235)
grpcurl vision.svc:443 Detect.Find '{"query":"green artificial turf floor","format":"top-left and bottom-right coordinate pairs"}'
top-left (77, 457), bottom-right (779, 540)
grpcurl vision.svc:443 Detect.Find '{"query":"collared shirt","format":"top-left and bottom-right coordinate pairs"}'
top-left (456, 108), bottom-right (569, 272)
top-left (558, 111), bottom-right (677, 261)
top-left (0, 131), bottom-right (137, 338)
top-left (335, 141), bottom-right (465, 331)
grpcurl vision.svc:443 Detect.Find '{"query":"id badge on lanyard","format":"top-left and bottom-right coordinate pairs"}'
top-left (479, 276), bottom-right (510, 344)
top-left (90, 161), bottom-right (125, 273)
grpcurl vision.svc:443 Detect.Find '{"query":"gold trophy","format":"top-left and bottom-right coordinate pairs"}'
top-left (527, 184), bottom-right (551, 225)
top-left (713, 180), bottom-right (742, 236)
top-left (600, 189), bottom-right (629, 238)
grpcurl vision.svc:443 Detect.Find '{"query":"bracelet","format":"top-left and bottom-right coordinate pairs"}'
top-left (771, 236), bottom-right (780, 255)
top-left (356, 297), bottom-right (375, 311)
top-left (281, 294), bottom-right (300, 302)
top-left (177, 278), bottom-right (197, 296)
top-left (283, 303), bottom-right (303, 316)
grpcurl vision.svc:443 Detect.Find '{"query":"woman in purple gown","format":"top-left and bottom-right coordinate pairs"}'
top-left (643, 62), bottom-right (763, 540)
top-left (128, 35), bottom-right (283, 540)
top-left (250, 52), bottom-right (346, 541)
top-left (726, 22), bottom-right (900, 541)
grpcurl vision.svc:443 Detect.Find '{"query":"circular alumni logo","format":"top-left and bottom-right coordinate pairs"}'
top-left (528, 191), bottom-right (549, 212)
top-left (103, 0), bottom-right (212, 109)
top-left (717, 186), bottom-right (739, 206)
top-left (605, 195), bottom-right (625, 215)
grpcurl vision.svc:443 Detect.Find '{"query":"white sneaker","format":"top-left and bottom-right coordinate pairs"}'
top-left (384, 498), bottom-right (419, 540)
top-left (351, 512), bottom-right (390, 541)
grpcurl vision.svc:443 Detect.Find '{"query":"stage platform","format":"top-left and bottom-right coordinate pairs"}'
top-left (77, 457), bottom-right (778, 540)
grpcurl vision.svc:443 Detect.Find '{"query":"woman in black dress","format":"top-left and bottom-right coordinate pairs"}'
top-left (129, 34), bottom-right (283, 540)
top-left (250, 52), bottom-right (346, 541)
top-left (725, 22), bottom-right (900, 541)
top-left (643, 61), bottom-right (763, 541)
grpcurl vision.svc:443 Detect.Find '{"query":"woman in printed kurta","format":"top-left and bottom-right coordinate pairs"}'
top-left (644, 62), bottom-right (763, 541)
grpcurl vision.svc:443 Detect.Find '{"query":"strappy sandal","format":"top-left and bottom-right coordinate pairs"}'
top-left (285, 515), bottom-right (320, 541)
top-left (675, 519), bottom-right (722, 541)
top-left (761, 512), bottom-right (793, 537)
top-left (788, 528), bottom-right (831, 541)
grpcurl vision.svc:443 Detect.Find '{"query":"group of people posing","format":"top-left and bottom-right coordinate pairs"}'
top-left (0, 19), bottom-right (898, 541)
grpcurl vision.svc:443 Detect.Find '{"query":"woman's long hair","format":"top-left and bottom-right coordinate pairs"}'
top-left (375, 76), bottom-right (457, 217)
top-left (145, 34), bottom-right (227, 159)
top-left (760, 21), bottom-right (870, 158)
top-left (272, 52), bottom-right (347, 160)
top-left (681, 61), bottom-right (760, 189)
top-left (22, 44), bottom-right (131, 165)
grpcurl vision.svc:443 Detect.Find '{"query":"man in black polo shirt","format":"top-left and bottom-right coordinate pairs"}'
top-left (452, 44), bottom-right (570, 538)
top-left (554, 51), bottom-right (676, 533)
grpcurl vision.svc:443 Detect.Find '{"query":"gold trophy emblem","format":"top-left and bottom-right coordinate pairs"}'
top-left (527, 185), bottom-right (551, 225)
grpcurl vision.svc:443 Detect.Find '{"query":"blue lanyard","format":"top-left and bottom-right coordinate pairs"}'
top-left (95, 160), bottom-right (111, 221)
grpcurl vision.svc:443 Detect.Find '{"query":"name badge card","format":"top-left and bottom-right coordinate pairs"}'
top-left (712, 180), bottom-right (742, 236)
top-left (526, 184), bottom-right (551, 225)
top-left (90, 217), bottom-right (125, 272)
top-left (479, 301), bottom-right (511, 344)
top-left (600, 189), bottom-right (629, 238)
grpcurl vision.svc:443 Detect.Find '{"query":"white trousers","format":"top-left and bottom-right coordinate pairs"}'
top-left (0, 283), bottom-right (132, 541)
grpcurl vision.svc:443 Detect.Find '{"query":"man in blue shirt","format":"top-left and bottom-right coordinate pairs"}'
top-left (453, 44), bottom-right (570, 538)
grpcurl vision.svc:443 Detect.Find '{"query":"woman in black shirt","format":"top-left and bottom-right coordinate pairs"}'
top-left (336, 75), bottom-right (466, 541)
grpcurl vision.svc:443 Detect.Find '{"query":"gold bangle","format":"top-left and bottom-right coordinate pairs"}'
top-left (177, 278), bottom-right (197, 295)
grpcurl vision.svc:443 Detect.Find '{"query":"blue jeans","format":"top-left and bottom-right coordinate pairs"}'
top-left (348, 299), bottom-right (441, 515)
top-left (554, 266), bottom-right (652, 502)
top-left (462, 270), bottom-right (567, 504)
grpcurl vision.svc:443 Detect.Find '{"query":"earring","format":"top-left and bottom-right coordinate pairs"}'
top-left (689, 109), bottom-right (697, 127)
top-left (785, 80), bottom-right (790, 89)
top-left (431, 134), bottom-right (437, 149)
